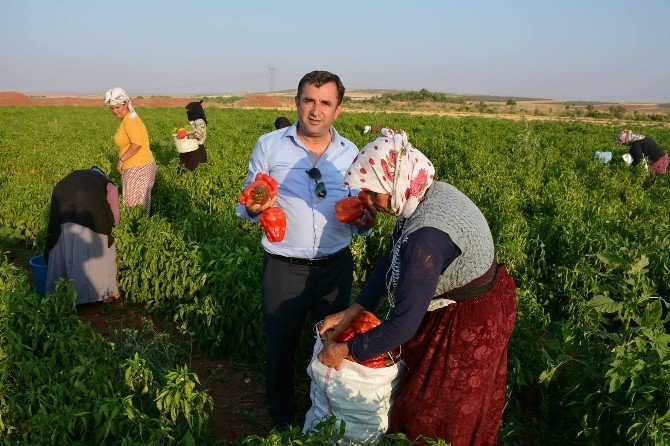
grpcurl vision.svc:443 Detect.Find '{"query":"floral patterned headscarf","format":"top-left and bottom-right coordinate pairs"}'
top-left (345, 128), bottom-right (435, 218)
top-left (104, 87), bottom-right (136, 116)
top-left (616, 129), bottom-right (645, 145)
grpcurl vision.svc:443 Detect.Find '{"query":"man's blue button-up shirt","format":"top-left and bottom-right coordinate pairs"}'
top-left (236, 123), bottom-right (369, 259)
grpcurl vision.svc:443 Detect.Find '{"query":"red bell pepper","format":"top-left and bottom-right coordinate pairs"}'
top-left (335, 324), bottom-right (355, 343)
top-left (259, 207), bottom-right (286, 243)
top-left (238, 173), bottom-right (279, 206)
top-left (360, 356), bottom-right (388, 369)
top-left (334, 197), bottom-right (365, 223)
top-left (353, 311), bottom-right (381, 335)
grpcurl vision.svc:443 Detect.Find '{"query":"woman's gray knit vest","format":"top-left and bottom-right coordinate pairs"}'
top-left (397, 182), bottom-right (495, 296)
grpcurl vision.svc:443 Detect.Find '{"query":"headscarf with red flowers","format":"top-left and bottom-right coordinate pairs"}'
top-left (345, 128), bottom-right (435, 218)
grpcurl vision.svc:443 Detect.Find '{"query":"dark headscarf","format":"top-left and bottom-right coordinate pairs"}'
top-left (44, 169), bottom-right (115, 262)
top-left (186, 100), bottom-right (207, 124)
top-left (274, 116), bottom-right (291, 130)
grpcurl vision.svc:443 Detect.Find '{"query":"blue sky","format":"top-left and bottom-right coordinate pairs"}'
top-left (2, 0), bottom-right (669, 102)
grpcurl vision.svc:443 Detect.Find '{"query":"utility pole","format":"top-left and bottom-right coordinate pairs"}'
top-left (268, 65), bottom-right (276, 93)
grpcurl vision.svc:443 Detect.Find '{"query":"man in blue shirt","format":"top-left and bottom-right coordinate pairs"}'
top-left (236, 70), bottom-right (376, 429)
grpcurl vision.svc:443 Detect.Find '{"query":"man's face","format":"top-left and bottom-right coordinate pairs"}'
top-left (295, 82), bottom-right (343, 138)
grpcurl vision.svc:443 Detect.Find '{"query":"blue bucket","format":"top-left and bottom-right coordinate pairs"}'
top-left (29, 255), bottom-right (48, 297)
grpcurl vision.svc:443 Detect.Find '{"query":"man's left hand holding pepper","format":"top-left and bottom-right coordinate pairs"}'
top-left (350, 205), bottom-right (377, 230)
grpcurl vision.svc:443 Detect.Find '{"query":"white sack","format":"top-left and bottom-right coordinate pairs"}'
top-left (303, 332), bottom-right (405, 445)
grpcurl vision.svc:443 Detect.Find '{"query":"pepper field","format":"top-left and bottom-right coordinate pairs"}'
top-left (0, 106), bottom-right (669, 445)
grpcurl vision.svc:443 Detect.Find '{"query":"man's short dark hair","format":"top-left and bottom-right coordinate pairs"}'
top-left (297, 70), bottom-right (345, 105)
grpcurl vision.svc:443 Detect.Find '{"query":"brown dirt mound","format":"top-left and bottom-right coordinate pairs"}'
top-left (0, 92), bottom-right (197, 107)
top-left (0, 91), bottom-right (35, 106)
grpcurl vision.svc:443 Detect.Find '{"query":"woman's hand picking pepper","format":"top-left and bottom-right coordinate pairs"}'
top-left (318, 339), bottom-right (350, 371)
top-left (259, 207), bottom-right (286, 242)
top-left (349, 191), bottom-right (377, 230)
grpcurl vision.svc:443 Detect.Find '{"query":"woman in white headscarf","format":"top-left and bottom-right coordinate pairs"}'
top-left (318, 129), bottom-right (517, 446)
top-left (104, 87), bottom-right (156, 213)
top-left (616, 129), bottom-right (668, 175)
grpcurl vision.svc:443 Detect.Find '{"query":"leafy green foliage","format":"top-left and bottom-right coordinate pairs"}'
top-left (0, 106), bottom-right (669, 444)
top-left (0, 279), bottom-right (213, 444)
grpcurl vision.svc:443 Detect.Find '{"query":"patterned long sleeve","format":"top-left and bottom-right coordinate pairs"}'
top-left (187, 119), bottom-right (207, 143)
top-left (348, 227), bottom-right (461, 362)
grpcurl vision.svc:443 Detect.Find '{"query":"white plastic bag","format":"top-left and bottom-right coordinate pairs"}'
top-left (594, 151), bottom-right (612, 164)
top-left (303, 332), bottom-right (405, 445)
top-left (622, 153), bottom-right (633, 166)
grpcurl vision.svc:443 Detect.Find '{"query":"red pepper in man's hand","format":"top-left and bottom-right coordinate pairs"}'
top-left (259, 207), bottom-right (286, 243)
top-left (334, 195), bottom-right (367, 223)
top-left (238, 173), bottom-right (279, 206)
top-left (176, 130), bottom-right (188, 139)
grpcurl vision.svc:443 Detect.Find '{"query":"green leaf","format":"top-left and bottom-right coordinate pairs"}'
top-left (628, 255), bottom-right (649, 276)
top-left (642, 300), bottom-right (662, 326)
top-left (587, 295), bottom-right (620, 313)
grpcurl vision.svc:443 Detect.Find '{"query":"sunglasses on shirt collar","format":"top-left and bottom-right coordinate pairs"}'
top-left (306, 167), bottom-right (327, 198)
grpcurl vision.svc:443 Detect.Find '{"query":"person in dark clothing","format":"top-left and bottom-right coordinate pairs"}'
top-left (318, 129), bottom-right (517, 446)
top-left (177, 100), bottom-right (208, 171)
top-left (274, 116), bottom-right (292, 130)
top-left (44, 167), bottom-right (121, 304)
top-left (616, 129), bottom-right (668, 175)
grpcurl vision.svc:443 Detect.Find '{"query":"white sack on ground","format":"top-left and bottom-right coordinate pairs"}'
top-left (303, 332), bottom-right (405, 445)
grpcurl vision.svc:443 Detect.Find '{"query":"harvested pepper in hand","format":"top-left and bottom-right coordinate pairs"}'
top-left (335, 324), bottom-right (355, 343)
top-left (259, 207), bottom-right (286, 243)
top-left (334, 192), bottom-right (370, 223)
top-left (238, 173), bottom-right (279, 206)
top-left (176, 129), bottom-right (188, 139)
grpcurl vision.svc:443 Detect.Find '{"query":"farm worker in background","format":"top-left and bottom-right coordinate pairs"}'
top-left (104, 87), bottom-right (156, 214)
top-left (44, 167), bottom-right (122, 305)
top-left (176, 100), bottom-right (208, 171)
top-left (318, 129), bottom-right (517, 446)
top-left (363, 124), bottom-right (384, 134)
top-left (236, 70), bottom-right (377, 430)
top-left (616, 129), bottom-right (668, 175)
top-left (274, 116), bottom-right (292, 130)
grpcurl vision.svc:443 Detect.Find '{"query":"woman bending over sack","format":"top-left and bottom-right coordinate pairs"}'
top-left (616, 129), bottom-right (668, 176)
top-left (44, 167), bottom-right (121, 305)
top-left (319, 129), bottom-right (517, 446)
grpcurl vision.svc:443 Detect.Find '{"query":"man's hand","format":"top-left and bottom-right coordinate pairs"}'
top-left (245, 195), bottom-right (277, 216)
top-left (350, 205), bottom-right (377, 230)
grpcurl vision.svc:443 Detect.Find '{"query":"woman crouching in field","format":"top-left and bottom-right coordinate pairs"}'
top-left (104, 87), bottom-right (156, 213)
top-left (318, 129), bottom-right (517, 446)
top-left (45, 167), bottom-right (121, 304)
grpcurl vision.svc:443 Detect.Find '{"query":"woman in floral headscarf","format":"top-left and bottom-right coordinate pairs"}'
top-left (318, 129), bottom-right (517, 446)
top-left (104, 87), bottom-right (156, 213)
top-left (616, 129), bottom-right (668, 175)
